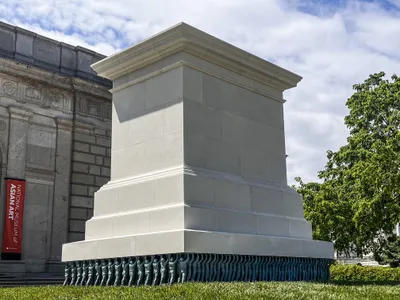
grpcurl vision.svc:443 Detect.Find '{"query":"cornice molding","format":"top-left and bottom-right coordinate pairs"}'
top-left (92, 23), bottom-right (302, 91)
top-left (8, 106), bottom-right (33, 121)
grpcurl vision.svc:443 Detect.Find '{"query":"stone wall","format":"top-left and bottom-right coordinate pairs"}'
top-left (0, 22), bottom-right (112, 275)
top-left (69, 124), bottom-right (111, 242)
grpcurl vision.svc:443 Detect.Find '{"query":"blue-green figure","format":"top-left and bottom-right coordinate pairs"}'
top-left (63, 262), bottom-right (71, 286)
top-left (114, 258), bottom-right (122, 286)
top-left (204, 254), bottom-right (211, 282)
top-left (81, 261), bottom-right (88, 286)
top-left (168, 254), bottom-right (178, 284)
top-left (128, 257), bottom-right (137, 286)
top-left (144, 256), bottom-right (154, 286)
top-left (178, 254), bottom-right (189, 283)
top-left (160, 255), bottom-right (168, 285)
top-left (192, 254), bottom-right (200, 281)
top-left (137, 257), bottom-right (145, 286)
top-left (210, 254), bottom-right (217, 282)
top-left (121, 259), bottom-right (128, 286)
top-left (152, 256), bottom-right (160, 286)
top-left (94, 260), bottom-right (101, 286)
top-left (100, 259), bottom-right (108, 286)
top-left (186, 254), bottom-right (193, 282)
top-left (70, 262), bottom-right (77, 286)
top-left (106, 259), bottom-right (114, 286)
top-left (75, 261), bottom-right (82, 286)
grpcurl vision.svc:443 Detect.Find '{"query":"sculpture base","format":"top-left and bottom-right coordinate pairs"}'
top-left (63, 253), bottom-right (333, 286)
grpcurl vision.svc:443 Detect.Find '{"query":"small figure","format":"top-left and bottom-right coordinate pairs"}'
top-left (100, 259), bottom-right (108, 286)
top-left (94, 260), bottom-right (101, 286)
top-left (75, 261), bottom-right (82, 286)
top-left (210, 254), bottom-right (218, 282)
top-left (168, 254), bottom-right (178, 284)
top-left (186, 254), bottom-right (193, 282)
top-left (178, 254), bottom-right (189, 283)
top-left (191, 254), bottom-right (200, 282)
top-left (86, 260), bottom-right (95, 286)
top-left (160, 255), bottom-right (169, 284)
top-left (81, 261), bottom-right (88, 286)
top-left (121, 259), bottom-right (128, 286)
top-left (128, 257), bottom-right (137, 286)
top-left (70, 262), bottom-right (77, 286)
top-left (144, 256), bottom-right (154, 286)
top-left (204, 254), bottom-right (211, 282)
top-left (63, 262), bottom-right (71, 286)
top-left (136, 257), bottom-right (145, 286)
top-left (114, 258), bottom-right (122, 286)
top-left (106, 259), bottom-right (114, 286)
top-left (225, 255), bottom-right (232, 282)
top-left (198, 254), bottom-right (206, 282)
top-left (152, 256), bottom-right (160, 286)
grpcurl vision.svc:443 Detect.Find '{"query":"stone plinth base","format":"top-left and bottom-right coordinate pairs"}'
top-left (63, 253), bottom-right (332, 286)
top-left (62, 229), bottom-right (333, 262)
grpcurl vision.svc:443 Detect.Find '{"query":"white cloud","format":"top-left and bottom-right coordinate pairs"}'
top-left (1, 0), bottom-right (400, 185)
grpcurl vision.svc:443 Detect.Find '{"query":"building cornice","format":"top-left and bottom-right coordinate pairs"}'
top-left (92, 22), bottom-right (302, 91)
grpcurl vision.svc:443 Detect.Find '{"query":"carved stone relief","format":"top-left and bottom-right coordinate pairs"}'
top-left (78, 95), bottom-right (111, 120)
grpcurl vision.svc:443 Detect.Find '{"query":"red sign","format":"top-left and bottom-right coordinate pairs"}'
top-left (2, 178), bottom-right (26, 256)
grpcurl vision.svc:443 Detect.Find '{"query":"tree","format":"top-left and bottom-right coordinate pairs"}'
top-left (294, 72), bottom-right (400, 258)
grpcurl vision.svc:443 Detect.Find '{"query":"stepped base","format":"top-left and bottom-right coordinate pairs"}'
top-left (62, 253), bottom-right (332, 286)
top-left (61, 229), bottom-right (333, 285)
top-left (62, 229), bottom-right (333, 262)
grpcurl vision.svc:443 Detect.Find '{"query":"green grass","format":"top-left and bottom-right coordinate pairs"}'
top-left (0, 282), bottom-right (400, 300)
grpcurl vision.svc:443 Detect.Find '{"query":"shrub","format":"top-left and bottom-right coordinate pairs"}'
top-left (331, 264), bottom-right (400, 282)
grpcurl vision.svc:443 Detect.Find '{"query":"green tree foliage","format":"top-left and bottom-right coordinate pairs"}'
top-left (294, 72), bottom-right (400, 257)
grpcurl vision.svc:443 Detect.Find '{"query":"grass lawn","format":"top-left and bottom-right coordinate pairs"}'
top-left (0, 282), bottom-right (399, 300)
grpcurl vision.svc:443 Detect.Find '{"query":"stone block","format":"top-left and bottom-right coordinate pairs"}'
top-left (61, 43), bottom-right (76, 71)
top-left (184, 206), bottom-right (219, 231)
top-left (101, 166), bottom-right (110, 177)
top-left (70, 207), bottom-right (88, 220)
top-left (74, 132), bottom-right (95, 144)
top-left (74, 142), bottom-right (90, 153)
top-left (71, 184), bottom-right (88, 196)
top-left (72, 173), bottom-right (95, 185)
top-left (250, 186), bottom-right (284, 216)
top-left (202, 73), bottom-right (239, 115)
top-left (76, 48), bottom-right (94, 74)
top-left (16, 31), bottom-right (34, 58)
top-left (182, 66), bottom-right (202, 103)
top-left (117, 180), bottom-right (155, 213)
top-left (184, 174), bottom-right (214, 207)
top-left (96, 137), bottom-right (111, 147)
top-left (113, 81), bottom-right (146, 121)
top-left (73, 152), bottom-right (96, 164)
top-left (70, 196), bottom-right (93, 209)
top-left (96, 156), bottom-right (103, 165)
top-left (33, 36), bottom-right (61, 66)
top-left (184, 100), bottom-right (221, 139)
top-left (88, 186), bottom-right (99, 197)
top-left (144, 67), bottom-right (183, 110)
top-left (154, 174), bottom-right (183, 206)
top-left (72, 162), bottom-right (89, 173)
top-left (68, 232), bottom-right (85, 243)
top-left (90, 145), bottom-right (106, 155)
top-left (95, 176), bottom-right (109, 187)
top-left (163, 101), bottom-right (183, 135)
top-left (214, 179), bottom-right (251, 211)
top-left (218, 210), bottom-right (256, 234)
top-left (69, 220), bottom-right (86, 232)
top-left (149, 206), bottom-right (183, 232)
top-left (0, 27), bottom-right (15, 54)
top-left (204, 137), bottom-right (241, 175)
top-left (89, 165), bottom-right (101, 175)
top-left (94, 128), bottom-right (107, 136)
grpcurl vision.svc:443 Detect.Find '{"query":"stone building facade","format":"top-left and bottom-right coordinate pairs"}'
top-left (0, 21), bottom-right (112, 275)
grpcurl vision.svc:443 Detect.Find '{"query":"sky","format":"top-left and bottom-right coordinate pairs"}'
top-left (1, 0), bottom-right (400, 185)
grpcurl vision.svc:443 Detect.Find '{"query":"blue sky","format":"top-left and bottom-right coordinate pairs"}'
top-left (1, 0), bottom-right (400, 184)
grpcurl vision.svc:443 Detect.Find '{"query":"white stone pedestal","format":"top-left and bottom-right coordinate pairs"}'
top-left (61, 23), bottom-right (333, 284)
